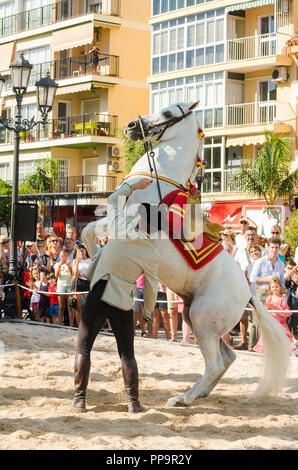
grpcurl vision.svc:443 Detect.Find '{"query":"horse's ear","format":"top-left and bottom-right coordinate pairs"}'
top-left (188, 101), bottom-right (200, 111)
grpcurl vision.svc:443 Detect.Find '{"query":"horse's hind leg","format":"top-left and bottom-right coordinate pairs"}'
top-left (166, 335), bottom-right (236, 408)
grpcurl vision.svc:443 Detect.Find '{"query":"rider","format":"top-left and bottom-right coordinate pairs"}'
top-left (71, 178), bottom-right (160, 413)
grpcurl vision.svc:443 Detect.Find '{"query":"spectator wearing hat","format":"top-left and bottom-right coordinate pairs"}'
top-left (235, 217), bottom-right (258, 252)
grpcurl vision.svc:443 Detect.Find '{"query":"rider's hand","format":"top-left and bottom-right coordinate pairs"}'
top-left (131, 178), bottom-right (152, 191)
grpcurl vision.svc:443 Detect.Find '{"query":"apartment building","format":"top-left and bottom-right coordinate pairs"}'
top-left (149, 0), bottom-right (297, 231)
top-left (0, 0), bottom-right (151, 230)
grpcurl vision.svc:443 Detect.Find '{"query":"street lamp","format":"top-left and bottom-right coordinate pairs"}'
top-left (0, 51), bottom-right (58, 278)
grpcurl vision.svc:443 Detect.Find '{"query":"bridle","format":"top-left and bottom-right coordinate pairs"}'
top-left (138, 105), bottom-right (193, 204)
top-left (143, 104), bottom-right (193, 141)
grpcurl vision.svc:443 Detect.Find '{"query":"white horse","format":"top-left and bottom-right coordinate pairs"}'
top-left (82, 102), bottom-right (290, 407)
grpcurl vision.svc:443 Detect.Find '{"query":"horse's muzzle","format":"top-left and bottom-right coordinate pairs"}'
top-left (125, 119), bottom-right (151, 141)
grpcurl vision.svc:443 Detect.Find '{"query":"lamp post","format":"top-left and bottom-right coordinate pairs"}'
top-left (0, 52), bottom-right (58, 278)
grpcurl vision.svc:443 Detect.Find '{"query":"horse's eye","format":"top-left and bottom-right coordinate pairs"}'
top-left (163, 111), bottom-right (172, 118)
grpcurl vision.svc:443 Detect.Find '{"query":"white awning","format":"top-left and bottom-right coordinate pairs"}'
top-left (56, 82), bottom-right (93, 95)
top-left (226, 134), bottom-right (266, 147)
top-left (0, 42), bottom-right (15, 74)
top-left (226, 0), bottom-right (274, 13)
top-left (52, 23), bottom-right (94, 52)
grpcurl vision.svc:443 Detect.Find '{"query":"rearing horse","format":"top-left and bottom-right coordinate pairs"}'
top-left (82, 102), bottom-right (289, 407)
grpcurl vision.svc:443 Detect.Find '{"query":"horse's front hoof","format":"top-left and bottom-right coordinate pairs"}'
top-left (166, 396), bottom-right (189, 408)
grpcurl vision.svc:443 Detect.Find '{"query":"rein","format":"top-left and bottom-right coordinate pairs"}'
top-left (137, 105), bottom-right (193, 205)
top-left (124, 172), bottom-right (185, 190)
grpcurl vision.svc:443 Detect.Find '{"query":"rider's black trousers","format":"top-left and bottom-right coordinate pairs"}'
top-left (77, 280), bottom-right (135, 364)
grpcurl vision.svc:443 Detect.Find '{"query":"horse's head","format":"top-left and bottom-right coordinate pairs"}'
top-left (124, 101), bottom-right (199, 142)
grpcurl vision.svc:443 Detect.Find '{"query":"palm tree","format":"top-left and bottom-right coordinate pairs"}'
top-left (233, 130), bottom-right (297, 206)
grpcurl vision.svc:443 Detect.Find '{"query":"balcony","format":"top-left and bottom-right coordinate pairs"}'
top-left (223, 169), bottom-right (244, 193)
top-left (54, 174), bottom-right (117, 194)
top-left (199, 101), bottom-right (293, 134)
top-left (225, 101), bottom-right (294, 130)
top-left (0, 113), bottom-right (118, 145)
top-left (2, 52), bottom-right (119, 94)
top-left (226, 32), bottom-right (291, 71)
top-left (0, 0), bottom-right (121, 38)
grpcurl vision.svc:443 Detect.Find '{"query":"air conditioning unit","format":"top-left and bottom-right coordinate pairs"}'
top-left (108, 160), bottom-right (122, 172)
top-left (272, 67), bottom-right (289, 82)
top-left (108, 146), bottom-right (121, 158)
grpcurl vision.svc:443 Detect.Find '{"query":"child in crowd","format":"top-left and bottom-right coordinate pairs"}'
top-left (54, 249), bottom-right (73, 326)
top-left (28, 268), bottom-right (41, 321)
top-left (48, 273), bottom-right (59, 325)
top-left (253, 276), bottom-right (296, 355)
top-left (38, 271), bottom-right (51, 324)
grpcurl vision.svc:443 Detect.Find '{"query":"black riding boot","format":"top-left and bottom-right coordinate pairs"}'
top-left (70, 353), bottom-right (91, 412)
top-left (122, 359), bottom-right (145, 413)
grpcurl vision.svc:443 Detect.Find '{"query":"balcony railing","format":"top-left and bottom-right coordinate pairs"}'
top-left (53, 52), bottom-right (119, 80)
top-left (199, 101), bottom-right (292, 130)
top-left (225, 101), bottom-right (278, 127)
top-left (3, 53), bottom-right (119, 92)
top-left (0, 0), bottom-right (121, 37)
top-left (223, 169), bottom-right (244, 193)
top-left (227, 32), bottom-right (289, 61)
top-left (0, 113), bottom-right (118, 145)
top-left (54, 174), bottom-right (117, 193)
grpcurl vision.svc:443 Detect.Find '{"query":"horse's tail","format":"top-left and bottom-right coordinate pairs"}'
top-left (249, 295), bottom-right (290, 396)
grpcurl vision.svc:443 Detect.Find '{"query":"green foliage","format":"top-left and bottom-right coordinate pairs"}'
top-left (19, 157), bottom-right (60, 194)
top-left (233, 130), bottom-right (297, 205)
top-left (0, 179), bottom-right (12, 234)
top-left (284, 210), bottom-right (298, 258)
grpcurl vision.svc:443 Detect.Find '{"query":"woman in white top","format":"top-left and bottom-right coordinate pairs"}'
top-left (72, 244), bottom-right (91, 327)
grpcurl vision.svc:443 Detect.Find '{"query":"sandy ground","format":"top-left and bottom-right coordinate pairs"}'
top-left (0, 321), bottom-right (297, 451)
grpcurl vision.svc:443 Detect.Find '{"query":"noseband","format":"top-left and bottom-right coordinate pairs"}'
top-left (144, 104), bottom-right (192, 141)
top-left (137, 105), bottom-right (192, 205)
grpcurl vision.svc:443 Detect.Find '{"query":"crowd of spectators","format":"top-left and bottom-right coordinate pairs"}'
top-left (0, 217), bottom-right (297, 354)
top-left (0, 224), bottom-right (92, 328)
top-left (220, 217), bottom-right (297, 354)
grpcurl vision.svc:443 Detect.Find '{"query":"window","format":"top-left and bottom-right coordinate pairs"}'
top-left (22, 0), bottom-right (52, 30)
top-left (19, 160), bottom-right (42, 182)
top-left (151, 73), bottom-right (224, 130)
top-left (152, 10), bottom-right (225, 74)
top-left (0, 1), bottom-right (15, 36)
top-left (258, 80), bottom-right (277, 123)
top-left (152, 0), bottom-right (218, 14)
top-left (203, 137), bottom-right (224, 193)
top-left (22, 46), bottom-right (51, 85)
top-left (0, 163), bottom-right (10, 181)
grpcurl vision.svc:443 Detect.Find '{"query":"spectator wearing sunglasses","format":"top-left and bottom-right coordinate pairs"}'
top-left (270, 225), bottom-right (289, 264)
top-left (46, 236), bottom-right (61, 270)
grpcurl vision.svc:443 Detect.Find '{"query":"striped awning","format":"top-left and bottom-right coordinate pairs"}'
top-left (226, 0), bottom-right (274, 13)
top-left (226, 134), bottom-right (266, 147)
